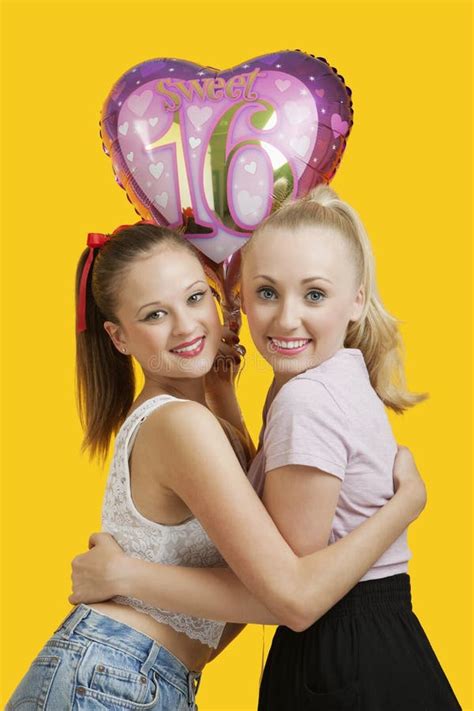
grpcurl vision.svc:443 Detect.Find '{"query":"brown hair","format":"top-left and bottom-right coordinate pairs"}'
top-left (75, 223), bottom-right (199, 462)
top-left (244, 185), bottom-right (427, 413)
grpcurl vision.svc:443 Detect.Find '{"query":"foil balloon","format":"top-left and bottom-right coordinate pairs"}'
top-left (101, 50), bottom-right (353, 267)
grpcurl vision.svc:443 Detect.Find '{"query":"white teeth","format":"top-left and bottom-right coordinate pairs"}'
top-left (173, 338), bottom-right (203, 354)
top-left (271, 338), bottom-right (309, 349)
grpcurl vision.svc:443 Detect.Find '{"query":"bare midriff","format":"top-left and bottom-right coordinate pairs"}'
top-left (88, 600), bottom-right (214, 672)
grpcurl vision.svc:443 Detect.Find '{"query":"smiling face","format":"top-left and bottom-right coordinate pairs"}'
top-left (241, 225), bottom-right (365, 383)
top-left (104, 245), bottom-right (221, 381)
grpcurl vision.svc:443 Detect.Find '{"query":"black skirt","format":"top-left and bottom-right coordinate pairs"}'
top-left (258, 574), bottom-right (461, 710)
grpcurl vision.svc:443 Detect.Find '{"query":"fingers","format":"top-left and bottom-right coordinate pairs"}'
top-left (88, 532), bottom-right (101, 549)
top-left (221, 327), bottom-right (240, 346)
top-left (219, 340), bottom-right (239, 355)
top-left (216, 340), bottom-right (243, 364)
top-left (218, 345), bottom-right (244, 362)
top-left (395, 446), bottom-right (415, 464)
top-left (219, 328), bottom-right (246, 359)
top-left (88, 532), bottom-right (114, 549)
top-left (396, 444), bottom-right (410, 454)
top-left (71, 554), bottom-right (81, 570)
top-left (70, 554), bottom-right (89, 604)
top-left (70, 560), bottom-right (79, 604)
top-left (227, 318), bottom-right (240, 334)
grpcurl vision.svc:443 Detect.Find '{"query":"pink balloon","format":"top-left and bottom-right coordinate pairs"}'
top-left (101, 50), bottom-right (353, 264)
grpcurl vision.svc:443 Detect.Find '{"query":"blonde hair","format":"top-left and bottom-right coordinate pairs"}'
top-left (244, 185), bottom-right (426, 413)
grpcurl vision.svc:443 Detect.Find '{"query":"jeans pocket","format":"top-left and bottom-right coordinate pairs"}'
top-left (94, 663), bottom-right (158, 702)
top-left (152, 672), bottom-right (189, 711)
top-left (6, 655), bottom-right (61, 710)
top-left (303, 680), bottom-right (360, 711)
top-left (76, 651), bottom-right (160, 709)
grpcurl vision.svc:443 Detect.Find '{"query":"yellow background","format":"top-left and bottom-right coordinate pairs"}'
top-left (1, 0), bottom-right (472, 708)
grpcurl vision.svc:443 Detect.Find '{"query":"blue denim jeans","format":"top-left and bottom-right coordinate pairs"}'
top-left (6, 605), bottom-right (202, 710)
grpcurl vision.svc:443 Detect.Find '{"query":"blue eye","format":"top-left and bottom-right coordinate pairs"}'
top-left (306, 290), bottom-right (325, 303)
top-left (257, 287), bottom-right (277, 300)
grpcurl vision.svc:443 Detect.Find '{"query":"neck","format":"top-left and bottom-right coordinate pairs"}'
top-left (272, 346), bottom-right (346, 394)
top-left (139, 373), bottom-right (207, 406)
top-left (273, 371), bottom-right (294, 396)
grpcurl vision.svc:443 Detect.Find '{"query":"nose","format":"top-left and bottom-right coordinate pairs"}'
top-left (274, 297), bottom-right (301, 332)
top-left (172, 306), bottom-right (197, 337)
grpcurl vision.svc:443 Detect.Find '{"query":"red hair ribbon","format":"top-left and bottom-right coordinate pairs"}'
top-left (76, 222), bottom-right (157, 333)
top-left (76, 232), bottom-right (111, 333)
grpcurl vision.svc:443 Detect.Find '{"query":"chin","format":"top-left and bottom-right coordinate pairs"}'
top-left (272, 356), bottom-right (315, 376)
top-left (180, 359), bottom-right (214, 378)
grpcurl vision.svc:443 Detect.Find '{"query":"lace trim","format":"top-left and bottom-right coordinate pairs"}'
top-left (102, 395), bottom-right (227, 648)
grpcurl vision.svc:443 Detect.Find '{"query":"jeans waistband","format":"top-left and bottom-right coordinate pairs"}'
top-left (55, 605), bottom-right (201, 701)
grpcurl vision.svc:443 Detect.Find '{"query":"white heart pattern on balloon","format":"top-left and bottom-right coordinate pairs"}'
top-left (100, 50), bottom-right (353, 263)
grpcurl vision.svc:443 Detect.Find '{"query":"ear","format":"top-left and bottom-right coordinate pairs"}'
top-left (349, 286), bottom-right (365, 323)
top-left (103, 321), bottom-right (128, 355)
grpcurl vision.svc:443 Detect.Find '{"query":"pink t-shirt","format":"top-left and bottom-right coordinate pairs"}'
top-left (247, 348), bottom-right (410, 581)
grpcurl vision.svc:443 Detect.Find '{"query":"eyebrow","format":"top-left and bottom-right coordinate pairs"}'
top-left (253, 274), bottom-right (333, 285)
top-left (136, 280), bottom-right (207, 316)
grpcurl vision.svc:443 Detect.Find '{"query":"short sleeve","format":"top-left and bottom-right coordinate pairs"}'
top-left (263, 378), bottom-right (349, 480)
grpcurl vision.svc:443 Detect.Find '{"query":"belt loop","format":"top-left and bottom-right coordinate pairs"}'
top-left (188, 671), bottom-right (201, 705)
top-left (140, 642), bottom-right (160, 676)
top-left (194, 672), bottom-right (201, 696)
top-left (56, 605), bottom-right (90, 638)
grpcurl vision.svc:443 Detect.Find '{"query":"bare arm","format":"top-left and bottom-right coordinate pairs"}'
top-left (117, 464), bottom-right (342, 626)
top-left (71, 400), bottom-right (425, 631)
top-left (153, 405), bottom-right (425, 630)
top-left (119, 454), bottom-right (422, 630)
top-left (262, 465), bottom-right (341, 555)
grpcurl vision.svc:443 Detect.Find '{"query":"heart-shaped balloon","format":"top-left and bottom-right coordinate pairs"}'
top-left (101, 50), bottom-right (353, 264)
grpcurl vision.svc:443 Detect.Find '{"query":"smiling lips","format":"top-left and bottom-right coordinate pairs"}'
top-left (170, 336), bottom-right (206, 358)
top-left (268, 337), bottom-right (312, 355)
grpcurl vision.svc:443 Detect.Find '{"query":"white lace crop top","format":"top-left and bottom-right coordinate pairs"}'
top-left (102, 394), bottom-right (243, 649)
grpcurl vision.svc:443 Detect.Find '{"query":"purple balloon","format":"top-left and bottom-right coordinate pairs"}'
top-left (101, 50), bottom-right (353, 263)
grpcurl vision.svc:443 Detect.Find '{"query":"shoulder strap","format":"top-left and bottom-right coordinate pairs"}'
top-left (123, 395), bottom-right (187, 458)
